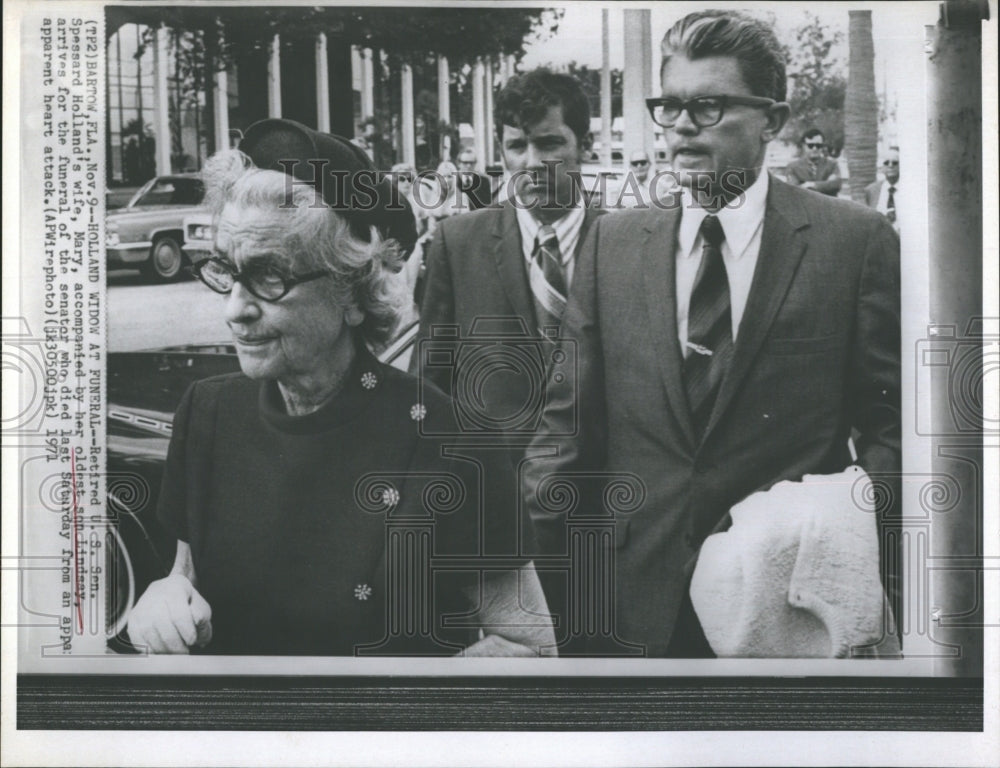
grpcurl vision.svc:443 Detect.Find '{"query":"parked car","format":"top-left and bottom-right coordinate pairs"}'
top-left (105, 320), bottom-right (418, 649)
top-left (106, 174), bottom-right (208, 282)
top-left (182, 211), bottom-right (214, 264)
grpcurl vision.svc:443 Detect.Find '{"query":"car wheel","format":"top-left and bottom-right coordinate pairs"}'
top-left (142, 236), bottom-right (185, 282)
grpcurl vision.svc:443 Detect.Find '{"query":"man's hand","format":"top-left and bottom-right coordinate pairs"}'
top-left (126, 574), bottom-right (213, 654)
top-left (461, 634), bottom-right (539, 657)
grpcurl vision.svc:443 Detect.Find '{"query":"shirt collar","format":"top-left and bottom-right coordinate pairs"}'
top-left (515, 195), bottom-right (586, 266)
top-left (678, 170), bottom-right (769, 259)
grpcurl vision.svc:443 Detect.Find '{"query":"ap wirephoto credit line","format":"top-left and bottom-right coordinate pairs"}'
top-left (2, 1), bottom-right (997, 766)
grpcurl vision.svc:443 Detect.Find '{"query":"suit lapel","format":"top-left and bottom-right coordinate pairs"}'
top-left (702, 178), bottom-right (811, 441)
top-left (577, 205), bottom-right (604, 256)
top-left (641, 206), bottom-right (696, 448)
top-left (491, 203), bottom-right (535, 326)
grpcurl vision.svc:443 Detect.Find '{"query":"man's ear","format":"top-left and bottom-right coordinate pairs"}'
top-left (761, 102), bottom-right (791, 142)
top-left (344, 305), bottom-right (365, 327)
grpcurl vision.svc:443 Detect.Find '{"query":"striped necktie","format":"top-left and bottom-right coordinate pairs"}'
top-left (683, 215), bottom-right (734, 439)
top-left (529, 224), bottom-right (567, 335)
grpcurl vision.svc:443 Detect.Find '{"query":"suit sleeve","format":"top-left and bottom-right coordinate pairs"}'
top-left (785, 161), bottom-right (807, 186)
top-left (523, 216), bottom-right (609, 556)
top-left (850, 214), bottom-right (901, 476)
top-left (410, 223), bottom-right (456, 396)
top-left (864, 182), bottom-right (879, 209)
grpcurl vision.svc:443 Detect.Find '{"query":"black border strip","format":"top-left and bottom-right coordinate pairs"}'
top-left (17, 675), bottom-right (984, 731)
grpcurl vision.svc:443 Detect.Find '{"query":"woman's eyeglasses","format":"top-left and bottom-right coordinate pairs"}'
top-left (190, 257), bottom-right (328, 302)
top-left (645, 94), bottom-right (776, 129)
top-left (804, 141), bottom-right (825, 149)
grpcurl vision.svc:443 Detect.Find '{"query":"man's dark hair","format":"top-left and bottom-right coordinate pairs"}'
top-left (660, 10), bottom-right (787, 103)
top-left (801, 127), bottom-right (825, 145)
top-left (494, 67), bottom-right (591, 146)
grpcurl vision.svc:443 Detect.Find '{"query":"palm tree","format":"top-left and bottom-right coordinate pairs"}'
top-left (843, 10), bottom-right (878, 202)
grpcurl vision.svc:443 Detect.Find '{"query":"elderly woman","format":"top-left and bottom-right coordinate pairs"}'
top-left (126, 119), bottom-right (553, 656)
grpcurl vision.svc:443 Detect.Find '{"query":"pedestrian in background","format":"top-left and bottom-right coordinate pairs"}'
top-left (786, 128), bottom-right (842, 196)
top-left (866, 146), bottom-right (900, 232)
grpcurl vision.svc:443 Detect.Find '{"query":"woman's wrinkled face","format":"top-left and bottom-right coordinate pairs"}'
top-left (214, 203), bottom-right (354, 382)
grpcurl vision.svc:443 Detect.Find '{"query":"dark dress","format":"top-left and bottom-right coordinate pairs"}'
top-left (157, 342), bottom-right (524, 655)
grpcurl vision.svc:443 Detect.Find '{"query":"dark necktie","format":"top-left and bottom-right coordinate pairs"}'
top-left (530, 225), bottom-right (567, 334)
top-left (886, 185), bottom-right (896, 223)
top-left (683, 215), bottom-right (733, 439)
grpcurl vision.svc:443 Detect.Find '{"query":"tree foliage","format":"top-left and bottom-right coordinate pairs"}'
top-left (108, 7), bottom-right (561, 71)
top-left (779, 13), bottom-right (847, 154)
top-left (563, 61), bottom-right (624, 121)
top-left (108, 6), bottom-right (561, 168)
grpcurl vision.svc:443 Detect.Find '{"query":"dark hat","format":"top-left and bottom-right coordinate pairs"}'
top-left (239, 118), bottom-right (417, 257)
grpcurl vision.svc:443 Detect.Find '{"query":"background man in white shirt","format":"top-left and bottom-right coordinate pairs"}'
top-left (866, 146), bottom-right (901, 232)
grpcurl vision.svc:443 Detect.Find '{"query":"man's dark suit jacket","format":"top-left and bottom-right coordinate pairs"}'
top-left (413, 199), bottom-right (605, 426)
top-left (523, 176), bottom-right (901, 657)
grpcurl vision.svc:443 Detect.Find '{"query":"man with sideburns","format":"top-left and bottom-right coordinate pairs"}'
top-left (523, 10), bottom-right (901, 656)
top-left (412, 68), bottom-right (604, 442)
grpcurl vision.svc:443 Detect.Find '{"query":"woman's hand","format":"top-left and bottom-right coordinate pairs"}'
top-left (126, 573), bottom-right (213, 654)
top-left (461, 634), bottom-right (538, 657)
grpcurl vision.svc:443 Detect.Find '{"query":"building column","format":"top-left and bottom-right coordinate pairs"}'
top-left (472, 58), bottom-right (487, 172)
top-left (315, 33), bottom-right (331, 133)
top-left (484, 58), bottom-right (495, 166)
top-left (213, 68), bottom-right (230, 152)
top-left (925, 1), bottom-right (988, 679)
top-left (361, 47), bottom-right (375, 120)
top-left (267, 34), bottom-right (282, 118)
top-left (437, 55), bottom-right (451, 160)
top-left (622, 9), bottom-right (653, 166)
top-left (600, 9), bottom-right (613, 167)
top-left (151, 24), bottom-right (172, 174)
top-left (401, 63), bottom-right (416, 166)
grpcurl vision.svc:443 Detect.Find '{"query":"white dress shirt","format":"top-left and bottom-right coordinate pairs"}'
top-left (676, 170), bottom-right (769, 355)
top-left (515, 197), bottom-right (586, 287)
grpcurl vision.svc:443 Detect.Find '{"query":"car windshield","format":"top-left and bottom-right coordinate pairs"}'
top-left (129, 177), bottom-right (205, 207)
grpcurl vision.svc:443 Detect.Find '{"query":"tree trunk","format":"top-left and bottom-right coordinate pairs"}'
top-left (844, 10), bottom-right (878, 202)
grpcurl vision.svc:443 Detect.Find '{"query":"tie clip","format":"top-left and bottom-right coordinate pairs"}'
top-left (686, 342), bottom-right (713, 356)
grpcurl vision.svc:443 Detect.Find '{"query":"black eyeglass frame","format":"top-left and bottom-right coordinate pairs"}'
top-left (189, 257), bottom-right (329, 302)
top-left (645, 94), bottom-right (777, 128)
top-left (630, 159), bottom-right (651, 167)
top-left (804, 141), bottom-right (826, 149)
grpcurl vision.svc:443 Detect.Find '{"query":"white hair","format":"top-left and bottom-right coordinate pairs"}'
top-left (201, 149), bottom-right (407, 345)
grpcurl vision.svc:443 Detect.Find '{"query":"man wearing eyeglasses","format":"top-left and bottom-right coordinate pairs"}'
top-left (866, 146), bottom-right (901, 232)
top-left (524, 10), bottom-right (901, 657)
top-left (786, 128), bottom-right (842, 197)
top-left (617, 150), bottom-right (657, 209)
